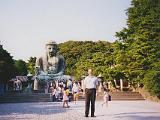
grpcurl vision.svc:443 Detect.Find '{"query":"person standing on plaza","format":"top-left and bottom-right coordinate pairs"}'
top-left (62, 87), bottom-right (70, 108)
top-left (51, 87), bottom-right (56, 102)
top-left (83, 68), bottom-right (98, 117)
top-left (72, 81), bottom-right (79, 104)
top-left (101, 88), bottom-right (109, 107)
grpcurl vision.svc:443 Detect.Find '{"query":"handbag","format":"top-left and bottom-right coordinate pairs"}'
top-left (108, 95), bottom-right (111, 101)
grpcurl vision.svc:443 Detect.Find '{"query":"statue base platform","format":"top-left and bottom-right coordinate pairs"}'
top-left (36, 74), bottom-right (71, 81)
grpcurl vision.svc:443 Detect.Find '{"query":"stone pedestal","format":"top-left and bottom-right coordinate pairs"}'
top-left (45, 88), bottom-right (48, 94)
top-left (34, 79), bottom-right (39, 91)
top-left (44, 81), bottom-right (49, 94)
top-left (120, 79), bottom-right (123, 91)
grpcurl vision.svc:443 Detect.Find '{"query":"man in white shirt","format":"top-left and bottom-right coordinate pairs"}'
top-left (83, 69), bottom-right (98, 117)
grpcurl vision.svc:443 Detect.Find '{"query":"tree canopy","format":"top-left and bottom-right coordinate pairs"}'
top-left (59, 41), bottom-right (114, 80)
top-left (0, 45), bottom-right (15, 84)
top-left (14, 59), bottom-right (28, 76)
top-left (115, 0), bottom-right (160, 97)
top-left (27, 57), bottom-right (36, 75)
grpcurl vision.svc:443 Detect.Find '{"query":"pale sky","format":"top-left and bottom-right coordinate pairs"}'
top-left (0, 0), bottom-right (131, 61)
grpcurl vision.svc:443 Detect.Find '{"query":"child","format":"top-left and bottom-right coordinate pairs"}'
top-left (102, 88), bottom-right (109, 107)
top-left (62, 87), bottom-right (70, 108)
top-left (51, 87), bottom-right (56, 102)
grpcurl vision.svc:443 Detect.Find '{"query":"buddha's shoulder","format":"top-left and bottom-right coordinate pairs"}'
top-left (36, 56), bottom-right (47, 62)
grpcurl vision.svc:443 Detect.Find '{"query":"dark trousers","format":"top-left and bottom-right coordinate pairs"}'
top-left (52, 95), bottom-right (56, 102)
top-left (85, 88), bottom-right (96, 116)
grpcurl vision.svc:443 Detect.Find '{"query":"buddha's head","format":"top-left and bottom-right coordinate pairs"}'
top-left (45, 40), bottom-right (58, 57)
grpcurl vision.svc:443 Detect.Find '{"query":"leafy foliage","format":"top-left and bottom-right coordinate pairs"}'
top-left (59, 41), bottom-right (114, 80)
top-left (14, 59), bottom-right (28, 76)
top-left (27, 57), bottom-right (36, 75)
top-left (0, 45), bottom-right (15, 84)
top-left (116, 0), bottom-right (160, 96)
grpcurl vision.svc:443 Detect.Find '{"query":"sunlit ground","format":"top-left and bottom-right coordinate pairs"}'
top-left (0, 101), bottom-right (160, 120)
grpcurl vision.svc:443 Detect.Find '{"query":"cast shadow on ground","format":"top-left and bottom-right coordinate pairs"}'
top-left (0, 102), bottom-right (69, 116)
top-left (96, 112), bottom-right (160, 120)
top-left (113, 112), bottom-right (160, 120)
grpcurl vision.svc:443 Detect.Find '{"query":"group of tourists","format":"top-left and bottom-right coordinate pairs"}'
top-left (50, 79), bottom-right (82, 107)
top-left (49, 68), bottom-right (110, 117)
top-left (14, 79), bottom-right (22, 91)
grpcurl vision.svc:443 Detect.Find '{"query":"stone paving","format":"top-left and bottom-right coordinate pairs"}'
top-left (0, 100), bottom-right (160, 120)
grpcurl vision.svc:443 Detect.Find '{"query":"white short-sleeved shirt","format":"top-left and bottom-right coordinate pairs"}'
top-left (84, 76), bottom-right (98, 89)
top-left (72, 84), bottom-right (79, 93)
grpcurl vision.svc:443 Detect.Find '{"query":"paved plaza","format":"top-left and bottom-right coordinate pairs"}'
top-left (0, 100), bottom-right (160, 120)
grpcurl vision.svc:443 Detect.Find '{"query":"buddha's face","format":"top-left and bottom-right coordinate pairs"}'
top-left (46, 44), bottom-right (57, 57)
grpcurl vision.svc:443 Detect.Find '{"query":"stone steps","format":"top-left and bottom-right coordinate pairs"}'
top-left (0, 93), bottom-right (51, 103)
top-left (79, 92), bottom-right (145, 101)
top-left (0, 91), bottom-right (145, 103)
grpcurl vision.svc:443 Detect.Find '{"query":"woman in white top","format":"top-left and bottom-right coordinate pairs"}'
top-left (72, 82), bottom-right (79, 104)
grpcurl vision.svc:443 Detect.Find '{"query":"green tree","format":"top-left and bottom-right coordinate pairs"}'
top-left (27, 57), bottom-right (36, 75)
top-left (0, 45), bottom-right (15, 84)
top-left (116, 0), bottom-right (160, 96)
top-left (59, 40), bottom-right (113, 80)
top-left (14, 59), bottom-right (28, 76)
